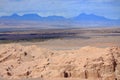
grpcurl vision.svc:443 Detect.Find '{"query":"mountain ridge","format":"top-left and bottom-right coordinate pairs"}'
top-left (71, 13), bottom-right (111, 21)
top-left (0, 13), bottom-right (66, 21)
top-left (0, 13), bottom-right (120, 27)
top-left (0, 13), bottom-right (119, 21)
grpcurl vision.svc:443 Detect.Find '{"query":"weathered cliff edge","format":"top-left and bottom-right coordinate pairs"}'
top-left (0, 44), bottom-right (120, 80)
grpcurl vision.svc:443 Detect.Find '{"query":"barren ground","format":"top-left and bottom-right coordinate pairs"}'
top-left (0, 27), bottom-right (120, 80)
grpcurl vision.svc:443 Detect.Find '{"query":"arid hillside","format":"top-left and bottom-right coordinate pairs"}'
top-left (0, 44), bottom-right (120, 80)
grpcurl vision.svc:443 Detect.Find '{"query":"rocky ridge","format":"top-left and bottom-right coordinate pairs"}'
top-left (0, 44), bottom-right (120, 80)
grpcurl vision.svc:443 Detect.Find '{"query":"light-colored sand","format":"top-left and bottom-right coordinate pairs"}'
top-left (0, 44), bottom-right (120, 80)
top-left (19, 35), bottom-right (120, 50)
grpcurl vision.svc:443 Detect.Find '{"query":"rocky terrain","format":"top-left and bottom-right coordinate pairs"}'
top-left (0, 44), bottom-right (120, 80)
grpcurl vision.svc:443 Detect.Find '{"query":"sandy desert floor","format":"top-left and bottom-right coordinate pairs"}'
top-left (19, 35), bottom-right (120, 50)
top-left (0, 28), bottom-right (120, 80)
top-left (2, 27), bottom-right (116, 50)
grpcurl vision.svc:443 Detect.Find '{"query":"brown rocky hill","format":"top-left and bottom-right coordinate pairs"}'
top-left (0, 44), bottom-right (120, 80)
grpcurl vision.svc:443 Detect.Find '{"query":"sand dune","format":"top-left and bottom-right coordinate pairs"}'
top-left (0, 44), bottom-right (120, 80)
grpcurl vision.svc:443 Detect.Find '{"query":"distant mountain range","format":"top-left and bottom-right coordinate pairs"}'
top-left (0, 13), bottom-right (120, 27)
top-left (71, 13), bottom-right (111, 21)
top-left (0, 13), bottom-right (66, 21)
top-left (0, 13), bottom-right (119, 21)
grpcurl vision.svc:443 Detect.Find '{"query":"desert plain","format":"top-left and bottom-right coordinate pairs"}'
top-left (0, 27), bottom-right (120, 80)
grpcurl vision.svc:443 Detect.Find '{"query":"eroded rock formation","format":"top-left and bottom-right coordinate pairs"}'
top-left (0, 44), bottom-right (120, 80)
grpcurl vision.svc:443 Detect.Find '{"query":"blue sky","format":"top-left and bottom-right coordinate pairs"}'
top-left (0, 0), bottom-right (120, 19)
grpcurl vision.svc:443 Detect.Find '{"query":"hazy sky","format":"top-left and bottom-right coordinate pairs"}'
top-left (0, 0), bottom-right (120, 19)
